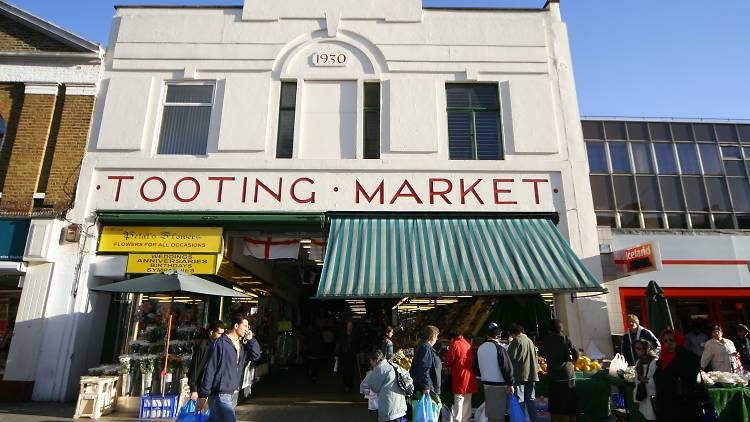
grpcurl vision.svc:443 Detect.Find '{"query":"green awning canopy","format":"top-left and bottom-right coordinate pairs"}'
top-left (317, 216), bottom-right (602, 298)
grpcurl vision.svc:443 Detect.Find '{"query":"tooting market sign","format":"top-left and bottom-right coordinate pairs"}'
top-left (92, 171), bottom-right (557, 213)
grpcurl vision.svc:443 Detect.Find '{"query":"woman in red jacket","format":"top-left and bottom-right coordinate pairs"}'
top-left (445, 332), bottom-right (479, 422)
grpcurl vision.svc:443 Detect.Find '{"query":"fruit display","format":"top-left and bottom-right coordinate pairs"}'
top-left (393, 350), bottom-right (413, 371)
top-left (537, 356), bottom-right (548, 374)
top-left (574, 355), bottom-right (602, 373)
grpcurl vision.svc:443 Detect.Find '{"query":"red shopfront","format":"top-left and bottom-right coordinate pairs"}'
top-left (621, 287), bottom-right (750, 334)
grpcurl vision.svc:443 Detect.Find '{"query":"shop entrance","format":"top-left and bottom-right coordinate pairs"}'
top-left (0, 275), bottom-right (20, 379)
top-left (92, 212), bottom-right (599, 411)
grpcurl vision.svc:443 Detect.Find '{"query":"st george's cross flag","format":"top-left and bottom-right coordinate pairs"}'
top-left (242, 236), bottom-right (301, 260)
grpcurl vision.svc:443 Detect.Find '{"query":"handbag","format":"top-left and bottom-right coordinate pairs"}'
top-left (635, 381), bottom-right (648, 401)
top-left (388, 361), bottom-right (415, 397)
top-left (635, 360), bottom-right (652, 402)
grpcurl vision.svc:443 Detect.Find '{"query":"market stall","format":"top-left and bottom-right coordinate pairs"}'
top-left (83, 270), bottom-right (253, 416)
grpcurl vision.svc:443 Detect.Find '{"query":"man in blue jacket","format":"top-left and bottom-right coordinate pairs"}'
top-left (198, 314), bottom-right (262, 422)
top-left (409, 325), bottom-right (442, 395)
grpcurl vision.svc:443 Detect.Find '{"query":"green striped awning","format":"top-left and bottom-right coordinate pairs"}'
top-left (317, 217), bottom-right (601, 298)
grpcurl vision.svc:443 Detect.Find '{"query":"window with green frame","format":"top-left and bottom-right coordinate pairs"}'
top-left (363, 82), bottom-right (380, 159)
top-left (276, 81), bottom-right (297, 159)
top-left (446, 84), bottom-right (503, 160)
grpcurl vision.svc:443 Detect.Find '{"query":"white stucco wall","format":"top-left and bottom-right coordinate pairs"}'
top-left (60, 0), bottom-right (610, 398)
top-left (0, 35), bottom-right (103, 403)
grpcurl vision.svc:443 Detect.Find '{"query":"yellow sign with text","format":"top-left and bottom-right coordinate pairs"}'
top-left (127, 253), bottom-right (218, 274)
top-left (99, 226), bottom-right (223, 253)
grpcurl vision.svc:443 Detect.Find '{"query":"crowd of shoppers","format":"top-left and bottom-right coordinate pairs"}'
top-left (183, 314), bottom-right (750, 422)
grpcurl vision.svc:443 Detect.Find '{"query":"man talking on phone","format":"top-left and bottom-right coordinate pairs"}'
top-left (198, 314), bottom-right (262, 421)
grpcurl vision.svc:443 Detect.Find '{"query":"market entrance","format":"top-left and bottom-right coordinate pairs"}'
top-left (92, 212), bottom-right (602, 411)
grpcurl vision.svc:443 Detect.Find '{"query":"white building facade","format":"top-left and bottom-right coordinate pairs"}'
top-left (0, 1), bottom-right (103, 402)
top-left (54, 0), bottom-right (610, 400)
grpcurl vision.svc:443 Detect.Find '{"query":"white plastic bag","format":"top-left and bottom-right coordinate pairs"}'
top-left (609, 353), bottom-right (628, 376)
top-left (473, 403), bottom-right (489, 422)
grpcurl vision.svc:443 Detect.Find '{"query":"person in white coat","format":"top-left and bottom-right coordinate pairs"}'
top-left (701, 324), bottom-right (739, 373)
top-left (632, 339), bottom-right (657, 422)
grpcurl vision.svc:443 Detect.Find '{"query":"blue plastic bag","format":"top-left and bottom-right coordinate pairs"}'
top-left (176, 400), bottom-right (207, 422)
top-left (413, 393), bottom-right (436, 422)
top-left (508, 394), bottom-right (525, 422)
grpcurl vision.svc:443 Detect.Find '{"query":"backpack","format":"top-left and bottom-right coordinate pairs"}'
top-left (388, 360), bottom-right (415, 397)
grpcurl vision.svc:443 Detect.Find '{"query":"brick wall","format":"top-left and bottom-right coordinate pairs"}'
top-left (0, 84), bottom-right (96, 215)
top-left (42, 93), bottom-right (95, 212)
top-left (0, 13), bottom-right (77, 53)
top-left (0, 83), bottom-right (23, 191)
top-left (0, 89), bottom-right (58, 213)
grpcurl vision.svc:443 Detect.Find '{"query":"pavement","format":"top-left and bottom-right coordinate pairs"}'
top-left (0, 365), bottom-right (374, 422)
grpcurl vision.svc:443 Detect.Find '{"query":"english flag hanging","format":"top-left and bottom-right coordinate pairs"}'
top-left (242, 236), bottom-right (301, 260)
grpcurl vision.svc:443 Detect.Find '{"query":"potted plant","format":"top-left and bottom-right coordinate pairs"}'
top-left (119, 355), bottom-right (133, 396)
top-left (139, 355), bottom-right (156, 395)
top-left (179, 354), bottom-right (192, 381)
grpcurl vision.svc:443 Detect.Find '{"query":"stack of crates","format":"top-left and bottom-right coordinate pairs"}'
top-left (139, 395), bottom-right (179, 419)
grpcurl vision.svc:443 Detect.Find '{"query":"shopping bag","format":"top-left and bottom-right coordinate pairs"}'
top-left (508, 394), bottom-right (525, 422)
top-left (176, 401), bottom-right (199, 422)
top-left (413, 393), bottom-right (435, 422)
top-left (608, 353), bottom-right (628, 376)
top-left (176, 400), bottom-right (209, 422)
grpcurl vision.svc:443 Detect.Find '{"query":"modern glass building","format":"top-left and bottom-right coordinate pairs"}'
top-left (585, 118), bottom-right (750, 341)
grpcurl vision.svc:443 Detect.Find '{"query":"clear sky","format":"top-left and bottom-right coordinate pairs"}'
top-left (8, 0), bottom-right (750, 119)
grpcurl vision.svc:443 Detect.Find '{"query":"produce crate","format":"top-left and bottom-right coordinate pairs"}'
top-left (73, 376), bottom-right (119, 419)
top-left (139, 395), bottom-right (179, 419)
top-left (611, 392), bottom-right (626, 409)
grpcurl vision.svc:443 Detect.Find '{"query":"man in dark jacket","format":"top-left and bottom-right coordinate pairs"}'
top-left (198, 314), bottom-right (262, 422)
top-left (621, 314), bottom-right (660, 365)
top-left (336, 320), bottom-right (358, 392)
top-left (539, 319), bottom-right (578, 422)
top-left (188, 321), bottom-right (225, 401)
top-left (410, 325), bottom-right (442, 395)
top-left (476, 323), bottom-right (514, 422)
top-left (735, 324), bottom-right (750, 370)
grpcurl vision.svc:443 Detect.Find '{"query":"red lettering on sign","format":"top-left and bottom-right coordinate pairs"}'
top-left (241, 177), bottom-right (248, 203)
top-left (209, 177), bottom-right (235, 203)
top-left (356, 180), bottom-right (385, 205)
top-left (429, 178), bottom-right (453, 205)
top-left (254, 178), bottom-right (282, 203)
top-left (493, 179), bottom-right (517, 205)
top-left (290, 178), bottom-right (315, 204)
top-left (174, 177), bottom-right (201, 203)
top-left (140, 177), bottom-right (166, 202)
top-left (390, 180), bottom-right (423, 204)
top-left (108, 175), bottom-right (134, 202)
top-left (522, 179), bottom-right (549, 205)
top-left (460, 179), bottom-right (484, 205)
